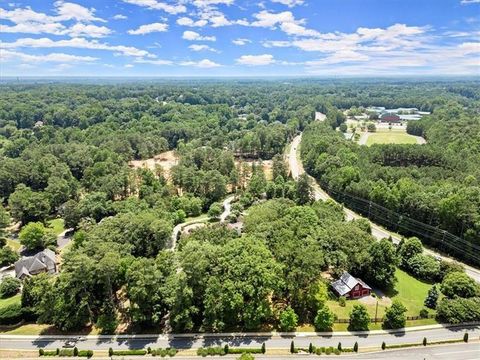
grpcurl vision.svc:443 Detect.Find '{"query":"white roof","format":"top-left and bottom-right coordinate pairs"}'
top-left (331, 272), bottom-right (371, 296)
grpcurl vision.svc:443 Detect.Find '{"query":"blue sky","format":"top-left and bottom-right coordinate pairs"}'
top-left (1, 0), bottom-right (479, 76)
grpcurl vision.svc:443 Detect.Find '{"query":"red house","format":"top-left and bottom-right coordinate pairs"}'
top-left (379, 113), bottom-right (401, 123)
top-left (331, 272), bottom-right (372, 299)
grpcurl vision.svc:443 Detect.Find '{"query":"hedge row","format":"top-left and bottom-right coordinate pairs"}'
top-left (149, 348), bottom-right (177, 357)
top-left (196, 346), bottom-right (264, 357)
top-left (38, 349), bottom-right (93, 358)
top-left (110, 349), bottom-right (147, 356)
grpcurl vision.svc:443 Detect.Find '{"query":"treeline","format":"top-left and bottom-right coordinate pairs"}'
top-left (301, 104), bottom-right (480, 262)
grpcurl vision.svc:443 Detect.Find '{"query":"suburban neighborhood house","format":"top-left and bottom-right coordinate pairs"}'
top-left (331, 272), bottom-right (372, 299)
top-left (14, 249), bottom-right (57, 279)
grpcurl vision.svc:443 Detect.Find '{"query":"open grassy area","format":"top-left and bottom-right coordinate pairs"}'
top-left (366, 130), bottom-right (418, 146)
top-left (326, 269), bottom-right (435, 320)
top-left (6, 239), bottom-right (21, 252)
top-left (47, 218), bottom-right (65, 235)
top-left (0, 294), bottom-right (21, 310)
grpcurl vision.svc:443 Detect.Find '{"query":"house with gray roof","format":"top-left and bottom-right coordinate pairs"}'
top-left (14, 249), bottom-right (57, 279)
top-left (331, 272), bottom-right (371, 299)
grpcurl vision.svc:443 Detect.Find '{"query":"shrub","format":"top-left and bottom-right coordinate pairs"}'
top-left (56, 348), bottom-right (59, 355)
top-left (73, 347), bottom-right (78, 357)
top-left (463, 332), bottom-right (469, 343)
top-left (112, 349), bottom-right (147, 356)
top-left (0, 276), bottom-right (21, 298)
top-left (338, 296), bottom-right (346, 307)
top-left (147, 346), bottom-right (151, 354)
top-left (424, 286), bottom-right (439, 309)
top-left (337, 342), bottom-right (342, 351)
top-left (419, 309), bottom-right (429, 318)
top-left (224, 344), bottom-right (229, 354)
top-left (279, 306), bottom-right (298, 331)
top-left (349, 304), bottom-right (370, 331)
top-left (39, 349), bottom-right (44, 356)
top-left (383, 300), bottom-right (407, 329)
top-left (108, 347), bottom-right (113, 357)
top-left (381, 341), bottom-right (386, 350)
top-left (308, 343), bottom-right (313, 353)
top-left (325, 347), bottom-right (332, 355)
top-left (314, 305), bottom-right (335, 331)
top-left (0, 303), bottom-right (24, 325)
top-left (423, 337), bottom-right (427, 346)
top-left (353, 342), bottom-right (358, 352)
top-left (441, 272), bottom-right (479, 299)
top-left (290, 341), bottom-right (295, 354)
top-left (78, 350), bottom-right (94, 358)
top-left (261, 343), bottom-right (265, 354)
top-left (334, 349), bottom-right (341, 355)
top-left (436, 297), bottom-right (480, 323)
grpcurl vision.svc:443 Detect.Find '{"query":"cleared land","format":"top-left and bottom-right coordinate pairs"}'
top-left (128, 150), bottom-right (178, 180)
top-left (366, 130), bottom-right (418, 146)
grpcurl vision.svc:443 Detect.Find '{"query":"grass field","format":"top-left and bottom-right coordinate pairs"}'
top-left (0, 294), bottom-right (21, 310)
top-left (47, 218), bottom-right (65, 235)
top-left (366, 130), bottom-right (418, 146)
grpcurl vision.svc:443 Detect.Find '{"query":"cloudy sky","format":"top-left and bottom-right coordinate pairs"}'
top-left (1, 0), bottom-right (479, 76)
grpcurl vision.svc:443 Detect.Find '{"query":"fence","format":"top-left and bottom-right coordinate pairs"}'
top-left (334, 314), bottom-right (435, 324)
top-left (316, 180), bottom-right (480, 267)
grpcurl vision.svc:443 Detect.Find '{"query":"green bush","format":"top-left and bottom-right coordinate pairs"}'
top-left (108, 347), bottom-right (113, 357)
top-left (0, 276), bottom-right (21, 298)
top-left (261, 343), bottom-right (265, 354)
top-left (308, 343), bottom-right (313, 353)
top-left (151, 348), bottom-right (177, 357)
top-left (381, 341), bottom-right (386, 350)
top-left (353, 342), bottom-right (358, 352)
top-left (337, 342), bottom-right (342, 351)
top-left (224, 344), bottom-right (229, 354)
top-left (338, 296), bottom-right (346, 307)
top-left (58, 349), bottom-right (74, 356)
top-left (464, 332), bottom-right (469, 343)
top-left (39, 349), bottom-right (44, 356)
top-left (290, 340), bottom-right (295, 354)
top-left (419, 309), bottom-right (429, 318)
top-left (436, 297), bottom-right (480, 324)
top-left (334, 349), bottom-right (341, 355)
top-left (0, 303), bottom-right (24, 325)
top-left (78, 350), bottom-right (94, 358)
top-left (423, 337), bottom-right (427, 346)
top-left (325, 347), bottom-right (332, 355)
top-left (228, 348), bottom-right (263, 354)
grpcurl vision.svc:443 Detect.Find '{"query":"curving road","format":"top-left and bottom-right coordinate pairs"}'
top-left (169, 196), bottom-right (235, 250)
top-left (288, 133), bottom-right (480, 283)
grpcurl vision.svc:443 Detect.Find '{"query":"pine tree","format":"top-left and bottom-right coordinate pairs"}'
top-left (308, 343), bottom-right (313, 354)
top-left (424, 285), bottom-right (439, 309)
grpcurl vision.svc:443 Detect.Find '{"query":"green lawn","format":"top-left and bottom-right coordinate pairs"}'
top-left (366, 131), bottom-right (418, 146)
top-left (326, 269), bottom-right (435, 320)
top-left (47, 218), bottom-right (65, 235)
top-left (0, 294), bottom-right (21, 310)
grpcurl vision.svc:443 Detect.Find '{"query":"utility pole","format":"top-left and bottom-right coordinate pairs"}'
top-left (374, 299), bottom-right (379, 324)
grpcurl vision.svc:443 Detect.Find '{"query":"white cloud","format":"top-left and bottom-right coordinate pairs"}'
top-left (177, 17), bottom-right (208, 27)
top-left (122, 0), bottom-right (186, 14)
top-left (189, 44), bottom-right (219, 52)
top-left (1, 49), bottom-right (97, 63)
top-left (67, 23), bottom-right (112, 38)
top-left (271, 0), bottom-right (304, 7)
top-left (180, 59), bottom-right (221, 68)
top-left (192, 0), bottom-right (234, 7)
top-left (124, 64), bottom-right (134, 68)
top-left (128, 22), bottom-right (168, 35)
top-left (135, 58), bottom-right (173, 65)
top-left (113, 14), bottom-right (128, 20)
top-left (236, 54), bottom-right (275, 65)
top-left (0, 3), bottom-right (111, 37)
top-left (232, 38), bottom-right (251, 45)
top-left (461, 0), bottom-right (480, 4)
top-left (54, 1), bottom-right (105, 22)
top-left (1, 37), bottom-right (155, 58)
top-left (182, 30), bottom-right (216, 41)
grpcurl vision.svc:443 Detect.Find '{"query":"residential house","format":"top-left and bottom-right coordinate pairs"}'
top-left (14, 249), bottom-right (57, 279)
top-left (331, 272), bottom-right (372, 299)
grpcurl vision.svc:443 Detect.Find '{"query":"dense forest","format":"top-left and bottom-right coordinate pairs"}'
top-left (0, 79), bottom-right (479, 333)
top-left (301, 102), bottom-right (480, 264)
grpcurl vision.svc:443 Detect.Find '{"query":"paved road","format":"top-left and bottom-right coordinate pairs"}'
top-left (1, 325), bottom-right (478, 351)
top-left (220, 196), bottom-right (235, 223)
top-left (288, 133), bottom-right (480, 283)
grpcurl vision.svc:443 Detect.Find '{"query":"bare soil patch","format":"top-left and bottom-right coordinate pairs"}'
top-left (128, 150), bottom-right (179, 180)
